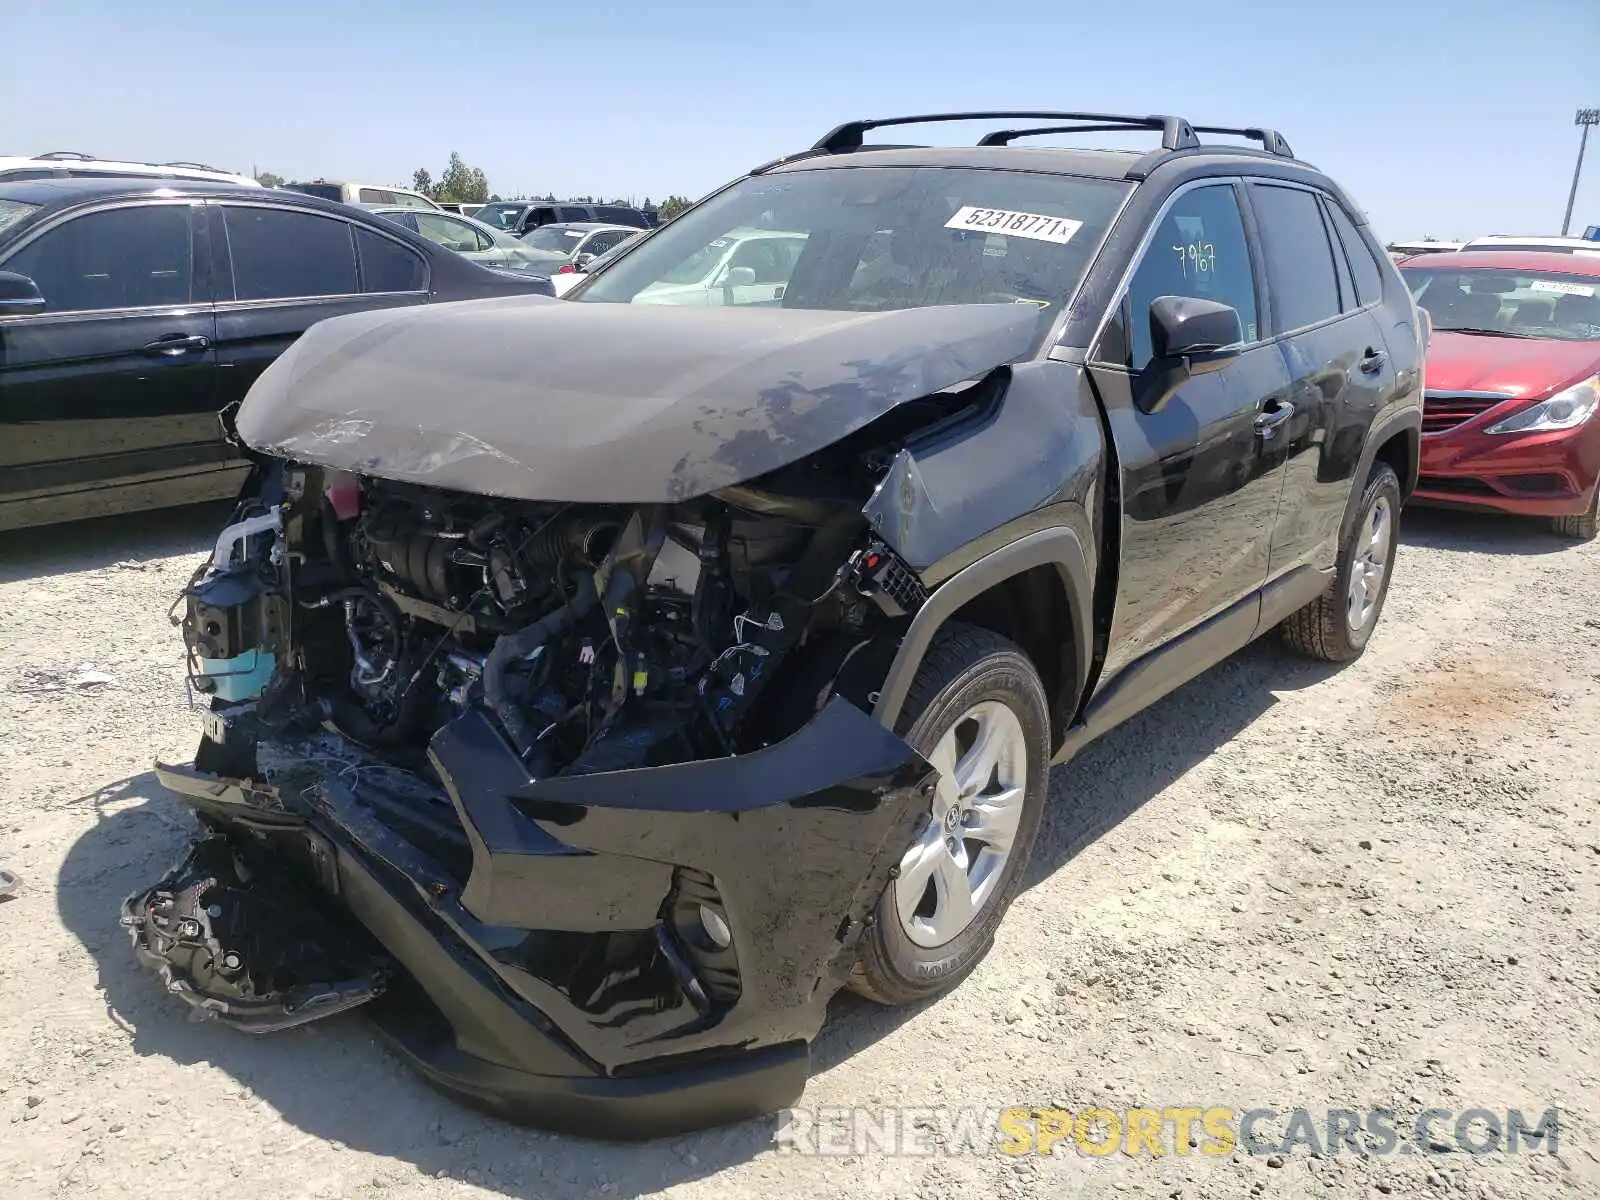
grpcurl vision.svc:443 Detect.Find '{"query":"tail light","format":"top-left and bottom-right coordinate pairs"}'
top-left (557, 263), bottom-right (576, 274)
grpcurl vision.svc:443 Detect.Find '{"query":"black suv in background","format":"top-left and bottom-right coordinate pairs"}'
top-left (0, 179), bottom-right (553, 531)
top-left (472, 199), bottom-right (655, 236)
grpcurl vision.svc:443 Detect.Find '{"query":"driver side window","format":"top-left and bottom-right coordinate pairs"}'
top-left (1099, 184), bottom-right (1258, 371)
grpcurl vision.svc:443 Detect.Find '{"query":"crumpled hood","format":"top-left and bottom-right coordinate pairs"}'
top-left (234, 296), bottom-right (1040, 503)
top-left (1425, 330), bottom-right (1600, 399)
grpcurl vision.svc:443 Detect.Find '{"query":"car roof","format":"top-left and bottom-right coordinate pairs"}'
top-left (1396, 250), bottom-right (1600, 277)
top-left (1463, 235), bottom-right (1600, 249)
top-left (770, 144), bottom-right (1146, 179)
top-left (0, 176), bottom-right (267, 206)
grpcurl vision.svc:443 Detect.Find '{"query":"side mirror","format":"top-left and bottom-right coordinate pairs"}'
top-left (719, 266), bottom-right (757, 288)
top-left (573, 253), bottom-right (595, 269)
top-left (1137, 295), bottom-right (1242, 413)
top-left (1150, 295), bottom-right (1241, 359)
top-left (0, 271), bottom-right (45, 314)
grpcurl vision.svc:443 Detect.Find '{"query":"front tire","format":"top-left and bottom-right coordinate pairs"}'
top-left (1281, 463), bottom-right (1402, 663)
top-left (1552, 485), bottom-right (1599, 541)
top-left (849, 624), bottom-right (1050, 1006)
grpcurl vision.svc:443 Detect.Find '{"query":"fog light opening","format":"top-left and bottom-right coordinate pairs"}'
top-left (698, 904), bottom-right (732, 949)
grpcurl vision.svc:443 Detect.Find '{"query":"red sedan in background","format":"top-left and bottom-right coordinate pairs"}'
top-left (1400, 251), bottom-right (1600, 540)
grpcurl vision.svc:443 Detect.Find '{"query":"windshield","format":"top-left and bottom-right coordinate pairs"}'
top-left (523, 226), bottom-right (586, 254)
top-left (0, 199), bottom-right (40, 235)
top-left (285, 183), bottom-right (342, 202)
top-left (474, 203), bottom-right (526, 231)
top-left (1403, 266), bottom-right (1600, 341)
top-left (575, 166), bottom-right (1130, 342)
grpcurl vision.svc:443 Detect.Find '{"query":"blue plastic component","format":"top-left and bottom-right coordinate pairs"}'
top-left (199, 650), bottom-right (276, 702)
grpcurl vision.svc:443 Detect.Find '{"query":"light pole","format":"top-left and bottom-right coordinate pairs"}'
top-left (1562, 108), bottom-right (1599, 237)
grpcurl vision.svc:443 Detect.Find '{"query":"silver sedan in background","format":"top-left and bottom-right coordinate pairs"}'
top-left (368, 207), bottom-right (554, 275)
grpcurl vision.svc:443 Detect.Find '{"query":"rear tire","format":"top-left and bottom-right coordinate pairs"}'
top-left (1281, 463), bottom-right (1402, 663)
top-left (1552, 486), bottom-right (1599, 542)
top-left (848, 624), bottom-right (1050, 1007)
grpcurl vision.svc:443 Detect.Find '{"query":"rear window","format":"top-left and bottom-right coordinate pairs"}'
top-left (473, 202), bottom-right (525, 230)
top-left (358, 187), bottom-right (398, 204)
top-left (285, 183), bottom-right (343, 203)
top-left (523, 226), bottom-right (586, 254)
top-left (1401, 266), bottom-right (1600, 341)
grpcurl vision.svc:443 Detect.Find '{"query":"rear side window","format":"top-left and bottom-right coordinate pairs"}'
top-left (594, 205), bottom-right (645, 227)
top-left (558, 206), bottom-right (589, 222)
top-left (4, 204), bottom-right (193, 312)
top-left (1324, 201), bottom-right (1384, 307)
top-left (1098, 183), bottom-right (1259, 371)
top-left (354, 227), bottom-right (427, 292)
top-left (1250, 184), bottom-right (1342, 332)
top-left (358, 187), bottom-right (398, 204)
top-left (223, 206), bottom-right (358, 300)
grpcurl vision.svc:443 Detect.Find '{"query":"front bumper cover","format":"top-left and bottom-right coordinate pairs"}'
top-left (135, 697), bottom-right (932, 1138)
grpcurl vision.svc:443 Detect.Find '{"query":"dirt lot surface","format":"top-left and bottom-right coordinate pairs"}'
top-left (2, 501), bottom-right (1597, 1200)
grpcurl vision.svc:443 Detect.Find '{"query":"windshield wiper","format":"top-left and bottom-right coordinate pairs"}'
top-left (1441, 326), bottom-right (1531, 339)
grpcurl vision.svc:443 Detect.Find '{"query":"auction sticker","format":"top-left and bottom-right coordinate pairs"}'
top-left (946, 206), bottom-right (1082, 244)
top-left (1529, 279), bottom-right (1596, 297)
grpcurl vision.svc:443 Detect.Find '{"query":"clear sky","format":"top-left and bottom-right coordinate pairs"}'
top-left (4, 0), bottom-right (1598, 240)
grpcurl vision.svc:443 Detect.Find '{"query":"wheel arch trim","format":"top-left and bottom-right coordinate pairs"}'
top-left (871, 527), bottom-right (1093, 735)
top-left (1343, 406), bottom-right (1421, 539)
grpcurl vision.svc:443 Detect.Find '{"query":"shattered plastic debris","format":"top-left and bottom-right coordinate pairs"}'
top-left (12, 663), bottom-right (119, 693)
top-left (70, 663), bottom-right (117, 688)
top-left (0, 867), bottom-right (18, 901)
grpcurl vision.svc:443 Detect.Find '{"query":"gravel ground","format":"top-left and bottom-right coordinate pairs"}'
top-left (1, 501), bottom-right (1596, 1200)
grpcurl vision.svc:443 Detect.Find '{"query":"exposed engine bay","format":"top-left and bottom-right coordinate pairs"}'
top-left (180, 458), bottom-right (931, 783)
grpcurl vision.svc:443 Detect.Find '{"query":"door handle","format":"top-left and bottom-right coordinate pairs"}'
top-left (1358, 347), bottom-right (1387, 374)
top-left (1253, 399), bottom-right (1295, 438)
top-left (143, 333), bottom-right (210, 357)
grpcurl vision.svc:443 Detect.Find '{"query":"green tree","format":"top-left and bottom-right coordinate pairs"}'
top-left (412, 168), bottom-right (434, 197)
top-left (254, 170), bottom-right (285, 188)
top-left (436, 152), bottom-right (490, 204)
top-left (658, 194), bottom-right (694, 222)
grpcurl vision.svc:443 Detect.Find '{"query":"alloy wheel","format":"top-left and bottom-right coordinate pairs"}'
top-left (1346, 496), bottom-right (1392, 632)
top-left (895, 700), bottom-right (1028, 948)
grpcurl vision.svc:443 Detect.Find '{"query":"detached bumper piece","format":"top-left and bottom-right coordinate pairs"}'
top-left (132, 698), bottom-right (931, 1138)
top-left (121, 837), bottom-right (387, 1033)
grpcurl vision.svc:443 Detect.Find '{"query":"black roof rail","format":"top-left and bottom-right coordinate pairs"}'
top-left (37, 150), bottom-right (96, 161)
top-left (1190, 125), bottom-right (1295, 158)
top-left (813, 111), bottom-right (1201, 154)
top-left (978, 123), bottom-right (1167, 146)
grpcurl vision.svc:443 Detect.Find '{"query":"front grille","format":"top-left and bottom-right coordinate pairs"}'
top-left (1422, 390), bottom-right (1512, 435)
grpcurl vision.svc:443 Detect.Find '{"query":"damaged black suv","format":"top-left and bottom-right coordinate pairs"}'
top-left (125, 111), bottom-right (1423, 1137)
